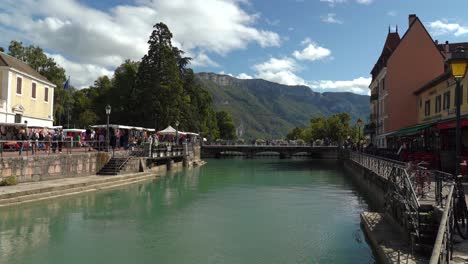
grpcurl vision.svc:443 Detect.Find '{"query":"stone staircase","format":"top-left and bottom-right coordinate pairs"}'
top-left (97, 157), bottom-right (131, 175)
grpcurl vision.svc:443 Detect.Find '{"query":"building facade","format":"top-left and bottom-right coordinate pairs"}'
top-left (369, 29), bottom-right (400, 148)
top-left (0, 52), bottom-right (55, 127)
top-left (369, 14), bottom-right (446, 148)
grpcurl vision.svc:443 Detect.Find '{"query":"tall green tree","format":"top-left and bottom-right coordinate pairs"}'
top-left (216, 111), bottom-right (236, 140)
top-left (135, 22), bottom-right (185, 129)
top-left (288, 113), bottom-right (356, 144)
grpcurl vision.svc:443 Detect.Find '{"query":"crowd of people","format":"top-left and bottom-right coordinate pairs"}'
top-left (0, 124), bottom-right (199, 156)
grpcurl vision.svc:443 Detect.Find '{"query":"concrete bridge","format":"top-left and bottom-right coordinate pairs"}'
top-left (201, 145), bottom-right (340, 159)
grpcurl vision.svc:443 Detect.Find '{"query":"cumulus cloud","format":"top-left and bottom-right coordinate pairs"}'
top-left (320, 13), bottom-right (343, 24)
top-left (47, 53), bottom-right (114, 88)
top-left (252, 57), bottom-right (307, 86)
top-left (237, 73), bottom-right (253, 79)
top-left (0, 0), bottom-right (280, 87)
top-left (428, 19), bottom-right (468, 37)
top-left (292, 39), bottom-right (332, 61)
top-left (310, 77), bottom-right (371, 94)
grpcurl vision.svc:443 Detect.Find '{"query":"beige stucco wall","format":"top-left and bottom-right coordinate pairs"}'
top-left (418, 76), bottom-right (468, 123)
top-left (9, 71), bottom-right (53, 122)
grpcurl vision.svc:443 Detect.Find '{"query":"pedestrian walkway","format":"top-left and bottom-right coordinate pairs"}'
top-left (361, 212), bottom-right (428, 264)
top-left (0, 171), bottom-right (161, 207)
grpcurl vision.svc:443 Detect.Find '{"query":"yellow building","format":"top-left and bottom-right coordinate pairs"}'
top-left (414, 72), bottom-right (468, 124)
top-left (0, 52), bottom-right (55, 127)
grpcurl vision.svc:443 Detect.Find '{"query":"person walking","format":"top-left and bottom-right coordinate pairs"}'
top-left (44, 131), bottom-right (51, 154)
top-left (58, 129), bottom-right (63, 153)
top-left (17, 129), bottom-right (26, 156)
top-left (30, 129), bottom-right (38, 155)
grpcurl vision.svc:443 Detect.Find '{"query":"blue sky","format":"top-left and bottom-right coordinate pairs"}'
top-left (1, 0), bottom-right (468, 94)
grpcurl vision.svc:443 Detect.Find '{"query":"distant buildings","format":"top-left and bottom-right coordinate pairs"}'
top-left (0, 52), bottom-right (55, 127)
top-left (367, 14), bottom-right (468, 172)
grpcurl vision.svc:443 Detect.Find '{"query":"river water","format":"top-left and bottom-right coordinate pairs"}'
top-left (0, 159), bottom-right (374, 264)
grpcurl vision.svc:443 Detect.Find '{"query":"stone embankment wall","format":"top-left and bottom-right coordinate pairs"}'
top-left (0, 152), bottom-right (111, 183)
top-left (343, 159), bottom-right (387, 209)
top-left (0, 144), bottom-right (203, 184)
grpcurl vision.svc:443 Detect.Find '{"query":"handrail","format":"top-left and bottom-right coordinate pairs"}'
top-left (429, 185), bottom-right (454, 264)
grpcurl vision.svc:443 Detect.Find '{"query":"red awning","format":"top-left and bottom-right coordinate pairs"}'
top-left (437, 119), bottom-right (468, 130)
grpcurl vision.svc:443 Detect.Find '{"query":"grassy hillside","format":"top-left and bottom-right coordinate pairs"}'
top-left (196, 72), bottom-right (369, 139)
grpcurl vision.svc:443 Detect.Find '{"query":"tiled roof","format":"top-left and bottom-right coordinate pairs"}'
top-left (371, 32), bottom-right (401, 78)
top-left (0, 52), bottom-right (53, 84)
top-left (437, 42), bottom-right (468, 53)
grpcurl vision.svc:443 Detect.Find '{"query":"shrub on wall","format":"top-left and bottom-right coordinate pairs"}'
top-left (0, 176), bottom-right (17, 186)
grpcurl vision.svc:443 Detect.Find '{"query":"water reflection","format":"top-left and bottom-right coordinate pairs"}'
top-left (0, 159), bottom-right (374, 264)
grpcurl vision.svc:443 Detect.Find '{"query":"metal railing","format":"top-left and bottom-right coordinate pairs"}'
top-left (429, 185), bottom-right (454, 264)
top-left (129, 144), bottom-right (185, 158)
top-left (0, 140), bottom-right (110, 157)
top-left (350, 152), bottom-right (421, 237)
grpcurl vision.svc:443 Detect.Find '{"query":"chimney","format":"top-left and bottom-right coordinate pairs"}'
top-left (435, 40), bottom-right (438, 45)
top-left (408, 14), bottom-right (417, 26)
top-left (445, 41), bottom-right (450, 53)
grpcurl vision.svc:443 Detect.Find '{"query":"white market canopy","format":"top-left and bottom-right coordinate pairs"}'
top-left (63, 129), bottom-right (85, 133)
top-left (91, 124), bottom-right (155, 131)
top-left (157, 126), bottom-right (186, 135)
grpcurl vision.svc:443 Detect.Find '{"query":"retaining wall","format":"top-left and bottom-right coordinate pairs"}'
top-left (0, 152), bottom-right (111, 183)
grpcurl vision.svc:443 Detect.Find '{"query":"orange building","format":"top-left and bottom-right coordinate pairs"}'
top-left (369, 14), bottom-right (446, 148)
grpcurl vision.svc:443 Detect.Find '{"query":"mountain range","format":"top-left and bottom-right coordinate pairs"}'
top-left (195, 72), bottom-right (370, 139)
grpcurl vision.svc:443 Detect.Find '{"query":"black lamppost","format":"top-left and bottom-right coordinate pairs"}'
top-left (357, 118), bottom-right (363, 140)
top-left (175, 120), bottom-right (179, 145)
top-left (448, 46), bottom-right (468, 175)
top-left (105, 104), bottom-right (111, 152)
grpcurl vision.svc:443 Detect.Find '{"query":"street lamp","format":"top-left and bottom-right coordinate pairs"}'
top-left (357, 118), bottom-right (363, 151)
top-left (448, 46), bottom-right (468, 175)
top-left (175, 120), bottom-right (179, 145)
top-left (105, 104), bottom-right (111, 152)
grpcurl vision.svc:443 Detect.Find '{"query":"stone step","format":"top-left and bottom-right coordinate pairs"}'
top-left (0, 173), bottom-right (156, 207)
top-left (0, 173), bottom-right (147, 200)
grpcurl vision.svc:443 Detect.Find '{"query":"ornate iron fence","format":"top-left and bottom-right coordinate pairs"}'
top-left (429, 185), bottom-right (454, 264)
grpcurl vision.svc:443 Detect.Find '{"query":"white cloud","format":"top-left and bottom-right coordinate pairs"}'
top-left (47, 53), bottom-right (113, 89)
top-left (189, 53), bottom-right (219, 67)
top-left (265, 18), bottom-right (280, 26)
top-left (320, 13), bottom-right (343, 24)
top-left (356, 0), bottom-right (373, 5)
top-left (320, 0), bottom-right (371, 6)
top-left (387, 11), bottom-right (397, 17)
top-left (237, 73), bottom-right (253, 79)
top-left (310, 77), bottom-right (371, 94)
top-left (252, 57), bottom-right (307, 86)
top-left (320, 0), bottom-right (346, 7)
top-left (0, 0), bottom-right (280, 87)
top-left (428, 19), bottom-right (468, 37)
top-left (292, 39), bottom-right (332, 61)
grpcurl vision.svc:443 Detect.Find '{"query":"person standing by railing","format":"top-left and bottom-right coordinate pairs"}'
top-left (17, 129), bottom-right (26, 156)
top-left (44, 130), bottom-right (51, 154)
top-left (30, 129), bottom-right (39, 155)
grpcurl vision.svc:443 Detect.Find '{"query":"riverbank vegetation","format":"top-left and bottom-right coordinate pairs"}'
top-left (4, 23), bottom-right (236, 141)
top-left (286, 113), bottom-right (358, 143)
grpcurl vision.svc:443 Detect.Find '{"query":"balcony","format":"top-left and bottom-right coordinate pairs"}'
top-left (364, 122), bottom-right (376, 135)
top-left (370, 93), bottom-right (378, 102)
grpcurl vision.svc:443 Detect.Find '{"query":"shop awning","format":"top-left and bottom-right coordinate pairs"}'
top-left (390, 122), bottom-right (435, 136)
top-left (437, 119), bottom-right (468, 130)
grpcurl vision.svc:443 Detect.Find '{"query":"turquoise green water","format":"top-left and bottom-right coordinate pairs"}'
top-left (0, 159), bottom-right (374, 264)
